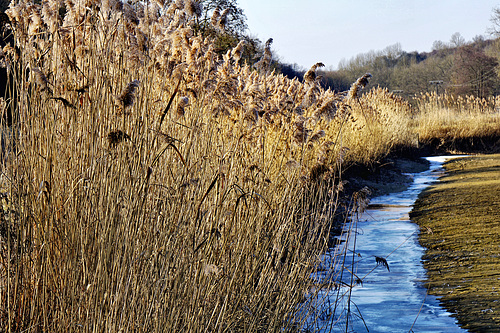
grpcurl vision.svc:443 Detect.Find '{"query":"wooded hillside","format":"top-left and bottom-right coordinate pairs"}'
top-left (281, 34), bottom-right (500, 99)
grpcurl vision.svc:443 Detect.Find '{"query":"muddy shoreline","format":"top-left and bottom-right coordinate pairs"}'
top-left (339, 133), bottom-right (498, 201)
top-left (326, 154), bottom-right (430, 246)
top-left (341, 134), bottom-right (500, 204)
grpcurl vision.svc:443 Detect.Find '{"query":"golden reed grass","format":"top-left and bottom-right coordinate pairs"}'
top-left (0, 1), bottom-right (390, 331)
top-left (415, 92), bottom-right (500, 144)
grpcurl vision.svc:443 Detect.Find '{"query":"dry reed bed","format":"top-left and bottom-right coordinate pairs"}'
top-left (415, 92), bottom-right (500, 146)
top-left (0, 1), bottom-right (413, 331)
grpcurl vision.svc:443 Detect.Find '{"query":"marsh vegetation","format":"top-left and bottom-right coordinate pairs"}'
top-left (0, 0), bottom-right (498, 332)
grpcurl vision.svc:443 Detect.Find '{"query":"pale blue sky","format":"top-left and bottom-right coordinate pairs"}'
top-left (238, 0), bottom-right (500, 69)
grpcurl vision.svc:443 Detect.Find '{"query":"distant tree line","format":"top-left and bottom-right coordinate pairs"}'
top-left (317, 36), bottom-right (500, 98)
top-left (273, 35), bottom-right (500, 99)
top-left (282, 25), bottom-right (500, 100)
top-left (274, 7), bottom-right (500, 99)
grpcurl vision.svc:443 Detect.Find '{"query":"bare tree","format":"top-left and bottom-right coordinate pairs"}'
top-left (452, 44), bottom-right (498, 98)
top-left (450, 32), bottom-right (466, 48)
top-left (432, 40), bottom-right (448, 51)
top-left (489, 6), bottom-right (500, 36)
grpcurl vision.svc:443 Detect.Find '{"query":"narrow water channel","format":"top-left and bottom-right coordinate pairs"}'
top-left (303, 157), bottom-right (468, 333)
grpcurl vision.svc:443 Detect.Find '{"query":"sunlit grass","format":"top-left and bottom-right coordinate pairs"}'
top-left (410, 155), bottom-right (500, 331)
top-left (414, 92), bottom-right (500, 145)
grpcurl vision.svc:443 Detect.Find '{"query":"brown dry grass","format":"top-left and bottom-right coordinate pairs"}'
top-left (0, 1), bottom-right (385, 331)
top-left (414, 92), bottom-right (500, 146)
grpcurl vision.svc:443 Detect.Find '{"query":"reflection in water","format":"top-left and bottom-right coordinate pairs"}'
top-left (303, 157), bottom-right (468, 332)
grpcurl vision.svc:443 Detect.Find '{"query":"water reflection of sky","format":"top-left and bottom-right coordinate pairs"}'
top-left (304, 157), bottom-right (469, 332)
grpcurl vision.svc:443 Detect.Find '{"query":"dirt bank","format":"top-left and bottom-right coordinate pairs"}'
top-left (410, 154), bottom-right (500, 332)
top-left (418, 135), bottom-right (500, 156)
top-left (342, 156), bottom-right (430, 197)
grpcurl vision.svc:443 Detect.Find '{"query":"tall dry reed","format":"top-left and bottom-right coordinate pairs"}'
top-left (0, 1), bottom-right (362, 331)
top-left (414, 92), bottom-right (500, 145)
top-left (0, 0), bottom-right (451, 331)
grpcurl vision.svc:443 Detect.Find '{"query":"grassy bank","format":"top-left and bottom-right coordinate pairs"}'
top-left (410, 154), bottom-right (500, 332)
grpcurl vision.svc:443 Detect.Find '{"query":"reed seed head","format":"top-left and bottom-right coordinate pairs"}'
top-left (348, 73), bottom-right (372, 100)
top-left (231, 40), bottom-right (245, 63)
top-left (303, 62), bottom-right (325, 84)
top-left (176, 96), bottom-right (189, 117)
top-left (254, 38), bottom-right (273, 72)
top-left (116, 79), bottom-right (140, 109)
top-left (210, 6), bottom-right (220, 26)
top-left (217, 8), bottom-right (230, 30)
top-left (31, 67), bottom-right (51, 94)
top-left (184, 0), bottom-right (202, 18)
top-left (107, 130), bottom-right (131, 147)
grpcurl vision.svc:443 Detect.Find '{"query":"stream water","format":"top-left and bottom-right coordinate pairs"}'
top-left (303, 157), bottom-right (469, 333)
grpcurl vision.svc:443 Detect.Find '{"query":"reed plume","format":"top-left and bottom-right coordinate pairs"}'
top-left (210, 6), bottom-right (220, 26)
top-left (176, 96), bottom-right (189, 117)
top-left (107, 130), bottom-right (131, 147)
top-left (231, 40), bottom-right (245, 64)
top-left (314, 97), bottom-right (339, 121)
top-left (116, 79), bottom-right (140, 109)
top-left (348, 73), bottom-right (372, 100)
top-left (303, 62), bottom-right (325, 84)
top-left (217, 8), bottom-right (230, 31)
top-left (254, 38), bottom-right (273, 72)
top-left (293, 116), bottom-right (310, 144)
top-left (184, 0), bottom-right (202, 18)
top-left (31, 67), bottom-right (51, 94)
